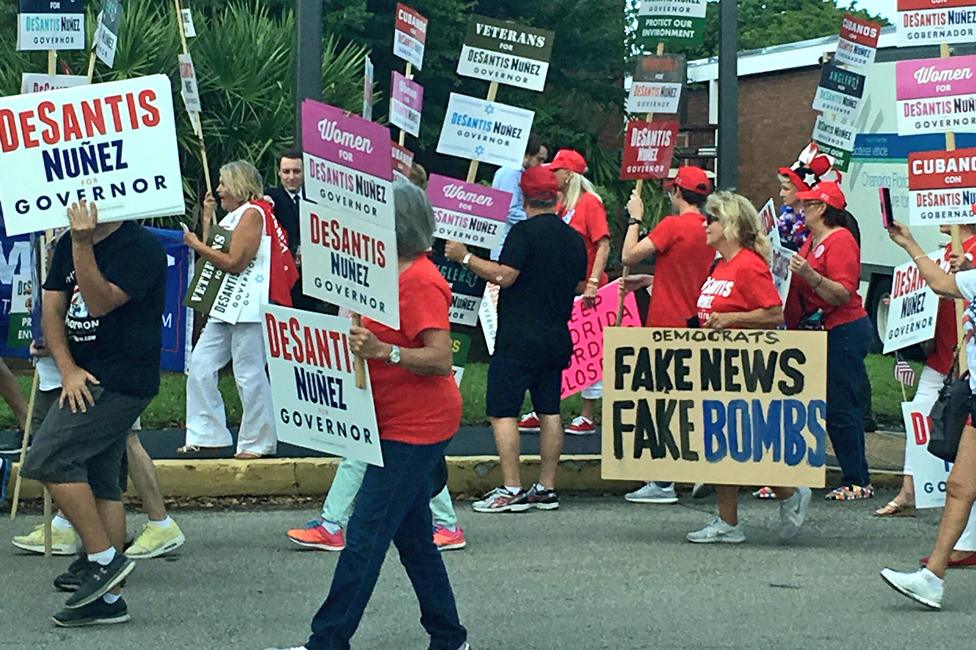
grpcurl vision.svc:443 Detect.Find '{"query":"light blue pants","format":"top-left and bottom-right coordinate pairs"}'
top-left (321, 457), bottom-right (459, 529)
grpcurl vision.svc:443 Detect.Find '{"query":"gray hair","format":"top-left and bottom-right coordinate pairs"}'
top-left (393, 178), bottom-right (435, 259)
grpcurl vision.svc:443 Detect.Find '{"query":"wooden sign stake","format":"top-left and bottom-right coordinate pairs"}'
top-left (465, 81), bottom-right (499, 184)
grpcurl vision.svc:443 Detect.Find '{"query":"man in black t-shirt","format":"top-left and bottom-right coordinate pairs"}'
top-left (445, 165), bottom-right (586, 514)
top-left (21, 201), bottom-right (166, 627)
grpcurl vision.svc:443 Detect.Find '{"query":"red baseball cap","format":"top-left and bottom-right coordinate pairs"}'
top-left (548, 149), bottom-right (587, 174)
top-left (795, 181), bottom-right (846, 210)
top-left (667, 166), bottom-right (712, 196)
top-left (520, 165), bottom-right (560, 199)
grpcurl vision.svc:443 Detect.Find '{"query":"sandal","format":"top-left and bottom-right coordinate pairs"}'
top-left (752, 486), bottom-right (777, 500)
top-left (874, 500), bottom-right (916, 517)
top-left (234, 451), bottom-right (263, 460)
top-left (176, 444), bottom-right (230, 455)
top-left (825, 485), bottom-right (875, 501)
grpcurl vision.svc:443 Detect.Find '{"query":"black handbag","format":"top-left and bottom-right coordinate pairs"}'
top-left (928, 349), bottom-right (973, 463)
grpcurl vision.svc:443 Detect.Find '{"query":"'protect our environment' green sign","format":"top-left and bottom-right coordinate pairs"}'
top-left (636, 0), bottom-right (707, 50)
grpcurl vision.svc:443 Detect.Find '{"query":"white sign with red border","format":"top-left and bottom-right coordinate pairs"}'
top-left (908, 148), bottom-right (976, 225)
top-left (902, 401), bottom-right (952, 509)
top-left (393, 3), bottom-right (428, 71)
top-left (883, 253), bottom-right (942, 352)
top-left (896, 0), bottom-right (976, 47)
top-left (835, 13), bottom-right (881, 68)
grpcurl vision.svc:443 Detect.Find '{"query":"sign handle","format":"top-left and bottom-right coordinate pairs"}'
top-left (617, 42), bottom-right (665, 327)
top-left (466, 81), bottom-right (499, 183)
top-left (46, 49), bottom-right (56, 76)
top-left (397, 62), bottom-right (413, 147)
top-left (351, 313), bottom-right (367, 389)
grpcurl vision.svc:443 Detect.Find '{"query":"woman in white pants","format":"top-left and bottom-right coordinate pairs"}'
top-left (179, 161), bottom-right (276, 459)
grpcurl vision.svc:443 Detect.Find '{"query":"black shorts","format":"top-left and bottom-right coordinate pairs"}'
top-left (486, 356), bottom-right (562, 418)
top-left (21, 387), bottom-right (150, 501)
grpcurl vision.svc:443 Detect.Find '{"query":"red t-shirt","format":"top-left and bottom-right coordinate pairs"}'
top-left (562, 192), bottom-right (610, 286)
top-left (785, 228), bottom-right (866, 330)
top-left (363, 256), bottom-right (461, 445)
top-left (696, 249), bottom-right (782, 325)
top-left (646, 212), bottom-right (715, 327)
top-left (927, 236), bottom-right (976, 374)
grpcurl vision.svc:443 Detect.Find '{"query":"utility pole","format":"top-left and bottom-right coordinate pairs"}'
top-left (294, 0), bottom-right (323, 147)
top-left (717, 0), bottom-right (738, 190)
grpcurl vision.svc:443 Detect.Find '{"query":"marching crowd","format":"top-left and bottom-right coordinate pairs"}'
top-left (4, 134), bottom-right (976, 646)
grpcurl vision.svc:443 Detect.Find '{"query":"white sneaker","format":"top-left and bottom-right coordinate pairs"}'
top-left (691, 482), bottom-right (713, 499)
top-left (880, 567), bottom-right (943, 610)
top-left (778, 487), bottom-right (812, 540)
top-left (625, 482), bottom-right (678, 504)
top-left (687, 517), bottom-right (746, 544)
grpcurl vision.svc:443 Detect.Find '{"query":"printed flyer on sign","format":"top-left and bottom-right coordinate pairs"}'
top-left (908, 148), bottom-right (976, 225)
top-left (636, 0), bottom-right (707, 49)
top-left (6, 272), bottom-right (31, 351)
top-left (812, 63), bottom-right (865, 124)
top-left (457, 15), bottom-right (555, 92)
top-left (427, 174), bottom-right (510, 249)
top-left (896, 55), bottom-right (976, 136)
top-left (562, 284), bottom-right (640, 400)
top-left (883, 253), bottom-right (941, 353)
top-left (431, 245), bottom-right (486, 327)
top-left (94, 0), bottom-right (123, 68)
top-left (627, 54), bottom-right (685, 115)
top-left (902, 401), bottom-right (951, 509)
top-left (602, 328), bottom-right (828, 487)
top-left (0, 75), bottom-right (184, 236)
top-left (393, 3), bottom-right (428, 71)
top-left (770, 243), bottom-right (794, 306)
top-left (812, 115), bottom-right (856, 171)
top-left (896, 0), bottom-right (976, 47)
top-left (17, 0), bottom-right (85, 51)
top-left (390, 71), bottom-right (424, 138)
top-left (620, 120), bottom-right (678, 180)
top-left (20, 73), bottom-right (88, 94)
top-left (178, 53), bottom-right (202, 114)
top-left (479, 282), bottom-right (500, 355)
top-left (436, 93), bottom-right (535, 169)
top-left (835, 13), bottom-right (881, 68)
top-left (299, 199), bottom-right (400, 330)
top-left (302, 99), bottom-right (394, 230)
top-left (262, 305), bottom-right (383, 466)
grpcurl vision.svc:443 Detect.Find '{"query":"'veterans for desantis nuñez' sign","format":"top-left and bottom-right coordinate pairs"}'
top-left (456, 14), bottom-right (554, 92)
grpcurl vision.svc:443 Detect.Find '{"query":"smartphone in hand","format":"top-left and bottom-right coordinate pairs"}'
top-left (879, 187), bottom-right (895, 229)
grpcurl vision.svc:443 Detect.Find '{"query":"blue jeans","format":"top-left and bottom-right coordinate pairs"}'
top-left (827, 317), bottom-right (872, 487)
top-left (306, 439), bottom-right (466, 650)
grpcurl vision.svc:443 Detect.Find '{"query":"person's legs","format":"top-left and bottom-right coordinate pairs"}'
top-left (185, 321), bottom-right (234, 448)
top-left (579, 381), bottom-right (602, 421)
top-left (924, 425), bottom-right (976, 578)
top-left (717, 485), bottom-right (738, 525)
top-left (485, 357), bottom-right (532, 490)
top-left (825, 318), bottom-right (871, 488)
top-left (320, 459), bottom-right (369, 528)
top-left (430, 486), bottom-right (458, 529)
top-left (229, 323), bottom-right (277, 456)
top-left (532, 367), bottom-right (565, 489)
top-left (491, 418), bottom-right (522, 487)
top-left (0, 358), bottom-right (28, 429)
top-left (47, 482), bottom-right (113, 555)
top-left (126, 431), bottom-right (166, 521)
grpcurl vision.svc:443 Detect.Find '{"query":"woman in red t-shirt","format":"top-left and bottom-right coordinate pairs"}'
top-left (278, 181), bottom-right (468, 650)
top-left (686, 192), bottom-right (813, 544)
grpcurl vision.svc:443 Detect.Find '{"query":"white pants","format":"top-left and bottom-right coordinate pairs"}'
top-left (906, 365), bottom-right (976, 550)
top-left (581, 380), bottom-right (603, 401)
top-left (185, 321), bottom-right (277, 455)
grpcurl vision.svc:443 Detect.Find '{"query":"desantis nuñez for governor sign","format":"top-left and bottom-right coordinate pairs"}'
top-left (0, 75), bottom-right (184, 236)
top-left (602, 328), bottom-right (827, 488)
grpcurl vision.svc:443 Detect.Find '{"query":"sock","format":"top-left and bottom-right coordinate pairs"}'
top-left (322, 520), bottom-right (342, 535)
top-left (52, 515), bottom-right (73, 530)
top-left (921, 567), bottom-right (944, 586)
top-left (534, 482), bottom-right (551, 493)
top-left (103, 592), bottom-right (121, 604)
top-left (504, 486), bottom-right (522, 495)
top-left (147, 516), bottom-right (173, 528)
top-left (87, 547), bottom-right (117, 566)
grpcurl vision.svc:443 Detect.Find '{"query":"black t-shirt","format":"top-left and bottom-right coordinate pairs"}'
top-left (44, 222), bottom-right (167, 398)
top-left (496, 213), bottom-right (587, 368)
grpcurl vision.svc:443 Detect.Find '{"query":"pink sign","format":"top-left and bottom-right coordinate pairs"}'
top-left (896, 56), bottom-right (976, 100)
top-left (562, 284), bottom-right (640, 399)
top-left (301, 99), bottom-right (392, 180)
top-left (390, 71), bottom-right (424, 137)
top-left (427, 173), bottom-right (511, 248)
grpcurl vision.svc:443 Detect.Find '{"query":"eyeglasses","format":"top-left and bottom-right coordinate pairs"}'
top-left (705, 211), bottom-right (721, 224)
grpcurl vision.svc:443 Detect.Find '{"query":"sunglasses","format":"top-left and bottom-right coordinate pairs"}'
top-left (705, 211), bottom-right (721, 224)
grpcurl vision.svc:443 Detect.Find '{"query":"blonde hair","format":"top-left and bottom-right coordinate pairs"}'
top-left (219, 161), bottom-right (264, 202)
top-left (706, 191), bottom-right (771, 261)
top-left (563, 171), bottom-right (603, 212)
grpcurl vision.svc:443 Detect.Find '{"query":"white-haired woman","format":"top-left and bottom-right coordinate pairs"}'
top-left (179, 161), bottom-right (276, 459)
top-left (686, 192), bottom-right (812, 544)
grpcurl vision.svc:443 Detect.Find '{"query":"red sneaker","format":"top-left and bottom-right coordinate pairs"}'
top-left (517, 411), bottom-right (541, 433)
top-left (921, 552), bottom-right (976, 568)
top-left (433, 525), bottom-right (466, 551)
top-left (565, 416), bottom-right (596, 435)
top-left (286, 519), bottom-right (345, 551)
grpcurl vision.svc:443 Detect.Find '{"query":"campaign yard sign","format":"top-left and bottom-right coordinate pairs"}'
top-left (627, 54), bottom-right (685, 115)
top-left (5, 269), bottom-right (31, 351)
top-left (812, 115), bottom-right (856, 171)
top-left (479, 282), bottom-right (500, 355)
top-left (299, 199), bottom-right (399, 329)
top-left (393, 3), bottom-right (428, 71)
top-left (0, 75), bottom-right (184, 236)
top-left (180, 5), bottom-right (197, 38)
top-left (427, 174), bottom-right (510, 249)
top-left (770, 241), bottom-right (794, 306)
top-left (902, 401), bottom-right (952, 509)
top-left (883, 253), bottom-right (941, 353)
top-left (17, 0), bottom-right (85, 51)
top-left (835, 13), bottom-right (881, 68)
top-left (94, 0), bottom-right (123, 69)
top-left (185, 224), bottom-right (269, 325)
top-left (451, 331), bottom-right (472, 387)
top-left (362, 56), bottom-right (374, 121)
top-left (621, 120), bottom-right (678, 181)
top-left (908, 148), bottom-right (976, 225)
top-left (178, 53), bottom-right (202, 114)
top-left (436, 93), bottom-right (534, 169)
top-left (430, 245), bottom-right (486, 327)
top-left (896, 56), bottom-right (976, 136)
top-left (302, 99), bottom-right (394, 231)
top-left (812, 63), bottom-right (866, 124)
top-left (391, 142), bottom-right (414, 178)
top-left (563, 284), bottom-right (640, 400)
top-left (896, 0), bottom-right (976, 47)
top-left (636, 0), bottom-right (707, 49)
top-left (262, 305), bottom-right (382, 466)
top-left (457, 15), bottom-right (554, 92)
top-left (0, 232), bottom-right (34, 359)
top-left (20, 73), bottom-right (88, 95)
top-left (149, 227), bottom-right (194, 373)
top-left (602, 328), bottom-right (828, 487)
top-left (390, 71), bottom-right (424, 138)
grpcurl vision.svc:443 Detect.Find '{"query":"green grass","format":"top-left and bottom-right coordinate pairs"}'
top-left (0, 354), bottom-right (922, 430)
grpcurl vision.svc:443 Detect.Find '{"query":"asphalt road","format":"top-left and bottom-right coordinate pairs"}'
top-left (2, 493), bottom-right (970, 650)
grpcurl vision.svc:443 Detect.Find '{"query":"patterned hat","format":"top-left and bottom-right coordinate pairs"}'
top-left (778, 142), bottom-right (843, 192)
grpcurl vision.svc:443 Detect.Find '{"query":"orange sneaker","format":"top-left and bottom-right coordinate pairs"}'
top-left (286, 519), bottom-right (345, 551)
top-left (433, 525), bottom-right (466, 551)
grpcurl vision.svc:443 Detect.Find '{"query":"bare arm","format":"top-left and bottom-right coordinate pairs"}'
top-left (589, 238), bottom-right (610, 282)
top-left (789, 255), bottom-right (852, 306)
top-left (349, 327), bottom-right (454, 377)
top-left (622, 190), bottom-right (656, 266)
top-left (705, 306), bottom-right (784, 330)
top-left (444, 241), bottom-right (521, 289)
top-left (67, 202), bottom-right (131, 318)
top-left (186, 209), bottom-right (263, 274)
top-left (42, 289), bottom-right (100, 413)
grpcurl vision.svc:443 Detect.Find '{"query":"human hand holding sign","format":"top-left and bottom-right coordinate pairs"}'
top-left (349, 325), bottom-right (391, 360)
top-left (949, 251), bottom-right (973, 273)
top-left (444, 240), bottom-right (469, 263)
top-left (60, 365), bottom-right (100, 414)
top-left (788, 254), bottom-right (816, 284)
top-left (67, 200), bottom-right (98, 246)
top-left (181, 222), bottom-right (201, 250)
top-left (704, 312), bottom-right (735, 330)
top-left (201, 190), bottom-right (217, 241)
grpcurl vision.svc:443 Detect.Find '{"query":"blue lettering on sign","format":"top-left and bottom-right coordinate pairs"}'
top-left (703, 399), bottom-right (827, 467)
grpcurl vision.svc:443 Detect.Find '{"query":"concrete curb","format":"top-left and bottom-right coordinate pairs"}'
top-left (5, 455), bottom-right (903, 501)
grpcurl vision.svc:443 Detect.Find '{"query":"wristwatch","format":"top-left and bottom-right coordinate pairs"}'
top-left (461, 253), bottom-right (473, 268)
top-left (387, 344), bottom-right (401, 365)
top-left (628, 218), bottom-right (642, 227)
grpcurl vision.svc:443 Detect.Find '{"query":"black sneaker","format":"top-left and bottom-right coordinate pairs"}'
top-left (54, 554), bottom-right (89, 592)
top-left (52, 597), bottom-right (130, 627)
top-left (64, 554), bottom-right (135, 609)
top-left (521, 484), bottom-right (559, 511)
